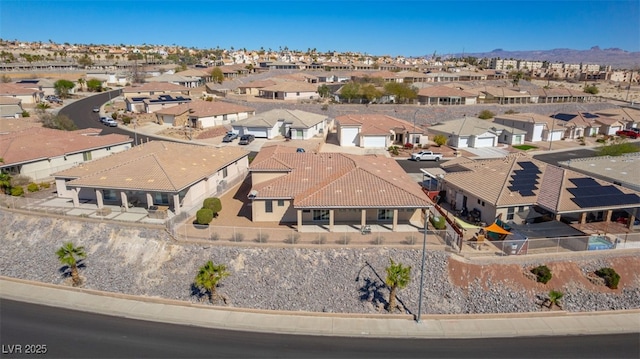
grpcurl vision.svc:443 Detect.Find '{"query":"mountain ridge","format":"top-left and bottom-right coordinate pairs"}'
top-left (448, 47), bottom-right (640, 69)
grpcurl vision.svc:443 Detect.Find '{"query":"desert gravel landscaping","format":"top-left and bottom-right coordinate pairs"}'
top-left (1, 210), bottom-right (638, 315)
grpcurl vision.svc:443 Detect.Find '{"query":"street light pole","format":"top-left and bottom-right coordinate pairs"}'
top-left (416, 207), bottom-right (429, 323)
top-left (548, 114), bottom-right (556, 151)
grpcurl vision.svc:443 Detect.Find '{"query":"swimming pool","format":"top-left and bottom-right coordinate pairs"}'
top-left (587, 236), bottom-right (614, 251)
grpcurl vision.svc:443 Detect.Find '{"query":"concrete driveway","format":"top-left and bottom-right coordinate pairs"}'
top-left (462, 146), bottom-right (510, 158)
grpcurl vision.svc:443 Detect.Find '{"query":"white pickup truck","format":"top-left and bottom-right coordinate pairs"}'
top-left (410, 150), bottom-right (444, 161)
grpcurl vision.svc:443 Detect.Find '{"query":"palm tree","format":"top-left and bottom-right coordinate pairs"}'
top-left (385, 259), bottom-right (411, 312)
top-left (77, 78), bottom-right (85, 91)
top-left (56, 242), bottom-right (86, 286)
top-left (548, 290), bottom-right (564, 309)
top-left (194, 260), bottom-right (230, 303)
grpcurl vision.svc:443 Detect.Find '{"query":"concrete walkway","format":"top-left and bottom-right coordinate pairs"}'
top-left (1, 277), bottom-right (638, 338)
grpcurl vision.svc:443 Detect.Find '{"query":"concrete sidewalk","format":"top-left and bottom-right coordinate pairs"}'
top-left (1, 277), bottom-right (638, 338)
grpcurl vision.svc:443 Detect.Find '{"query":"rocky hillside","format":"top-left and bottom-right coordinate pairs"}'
top-left (1, 210), bottom-right (638, 314)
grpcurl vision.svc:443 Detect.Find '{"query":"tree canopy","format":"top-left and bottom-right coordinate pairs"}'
top-left (54, 79), bottom-right (75, 98)
top-left (210, 67), bottom-right (224, 84)
top-left (383, 82), bottom-right (417, 104)
top-left (86, 78), bottom-right (103, 92)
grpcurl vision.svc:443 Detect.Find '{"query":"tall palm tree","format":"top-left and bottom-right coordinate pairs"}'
top-left (385, 259), bottom-right (411, 312)
top-left (56, 242), bottom-right (86, 286)
top-left (194, 260), bottom-right (230, 304)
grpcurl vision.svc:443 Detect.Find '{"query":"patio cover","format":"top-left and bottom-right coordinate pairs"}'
top-left (454, 217), bottom-right (482, 231)
top-left (484, 222), bottom-right (512, 235)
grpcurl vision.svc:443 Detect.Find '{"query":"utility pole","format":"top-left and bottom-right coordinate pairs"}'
top-left (416, 208), bottom-right (429, 323)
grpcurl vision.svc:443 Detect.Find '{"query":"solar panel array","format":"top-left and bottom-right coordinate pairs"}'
top-left (508, 161), bottom-right (541, 197)
top-left (568, 178), bottom-right (640, 208)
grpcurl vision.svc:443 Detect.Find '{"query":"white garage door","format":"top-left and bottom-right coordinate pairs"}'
top-left (457, 137), bottom-right (469, 148)
top-left (340, 127), bottom-right (359, 147)
top-left (474, 136), bottom-right (495, 148)
top-left (362, 135), bottom-right (387, 148)
top-left (245, 127), bottom-right (268, 138)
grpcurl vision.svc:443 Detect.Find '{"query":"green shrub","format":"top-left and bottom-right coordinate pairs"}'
top-left (10, 186), bottom-right (24, 197)
top-left (285, 233), bottom-right (300, 244)
top-left (429, 215), bottom-right (446, 230)
top-left (478, 110), bottom-right (495, 119)
top-left (195, 208), bottom-right (214, 225)
top-left (121, 116), bottom-right (132, 125)
top-left (433, 134), bottom-right (447, 147)
top-left (39, 182), bottom-right (51, 189)
top-left (202, 197), bottom-right (222, 215)
top-left (27, 183), bottom-right (39, 192)
top-left (230, 232), bottom-right (245, 242)
top-left (595, 267), bottom-right (620, 289)
top-left (531, 265), bottom-right (552, 284)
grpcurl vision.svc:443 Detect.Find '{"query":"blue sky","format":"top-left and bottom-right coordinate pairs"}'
top-left (1, 0), bottom-right (638, 56)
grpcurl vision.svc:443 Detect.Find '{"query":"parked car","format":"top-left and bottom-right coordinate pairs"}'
top-left (410, 150), bottom-right (444, 161)
top-left (92, 107), bottom-right (100, 113)
top-left (100, 116), bottom-right (110, 123)
top-left (104, 119), bottom-right (117, 127)
top-left (615, 130), bottom-right (639, 139)
top-left (628, 128), bottom-right (640, 134)
top-left (222, 132), bottom-right (238, 143)
top-left (238, 134), bottom-right (255, 145)
top-left (46, 95), bottom-right (62, 104)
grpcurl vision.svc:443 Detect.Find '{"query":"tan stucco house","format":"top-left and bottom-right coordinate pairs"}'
top-left (248, 146), bottom-right (432, 231)
top-left (54, 141), bottom-right (249, 216)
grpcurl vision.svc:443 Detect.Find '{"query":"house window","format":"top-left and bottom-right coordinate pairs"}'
top-left (277, 200), bottom-right (285, 206)
top-left (83, 152), bottom-right (92, 161)
top-left (155, 193), bottom-right (169, 205)
top-left (103, 189), bottom-right (117, 201)
top-left (507, 207), bottom-right (515, 221)
top-left (265, 200), bottom-right (273, 213)
top-left (518, 206), bottom-right (526, 213)
top-left (378, 209), bottom-right (394, 220)
top-left (297, 129), bottom-right (303, 138)
top-left (222, 167), bottom-right (228, 178)
top-left (313, 210), bottom-right (329, 221)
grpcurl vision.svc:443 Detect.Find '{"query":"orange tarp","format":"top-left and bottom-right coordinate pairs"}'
top-left (484, 222), bottom-right (512, 235)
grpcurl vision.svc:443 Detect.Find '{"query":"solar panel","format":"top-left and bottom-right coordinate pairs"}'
top-left (569, 178), bottom-right (600, 187)
top-left (519, 190), bottom-right (536, 197)
top-left (508, 185), bottom-right (539, 192)
top-left (568, 186), bottom-right (622, 198)
top-left (518, 161), bottom-right (539, 171)
top-left (572, 194), bottom-right (640, 208)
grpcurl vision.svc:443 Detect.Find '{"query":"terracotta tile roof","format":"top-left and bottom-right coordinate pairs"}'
top-left (123, 82), bottom-right (190, 93)
top-left (55, 141), bottom-right (249, 192)
top-left (418, 86), bottom-right (476, 98)
top-left (596, 107), bottom-right (640, 122)
top-left (443, 154), bottom-right (547, 207)
top-left (154, 99), bottom-right (254, 117)
top-left (0, 97), bottom-right (22, 105)
top-left (428, 116), bottom-right (513, 136)
top-left (260, 81), bottom-right (319, 92)
top-left (0, 127), bottom-right (131, 166)
top-left (494, 113), bottom-right (566, 129)
top-left (249, 147), bottom-right (431, 208)
top-left (336, 114), bottom-right (421, 135)
top-left (481, 86), bottom-right (530, 98)
top-left (236, 109), bottom-right (327, 129)
top-left (237, 79), bottom-right (276, 89)
top-left (0, 83), bottom-right (40, 96)
top-left (443, 154), bottom-right (640, 213)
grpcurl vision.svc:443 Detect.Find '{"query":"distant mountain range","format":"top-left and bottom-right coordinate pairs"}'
top-left (450, 46), bottom-right (640, 69)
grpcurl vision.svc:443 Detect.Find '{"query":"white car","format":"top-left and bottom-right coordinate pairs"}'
top-left (104, 119), bottom-right (117, 127)
top-left (92, 107), bottom-right (100, 113)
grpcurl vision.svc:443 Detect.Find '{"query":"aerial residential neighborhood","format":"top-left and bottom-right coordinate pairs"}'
top-left (1, 1), bottom-right (639, 354)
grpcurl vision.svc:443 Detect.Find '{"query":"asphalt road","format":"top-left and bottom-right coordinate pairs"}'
top-left (58, 90), bottom-right (159, 145)
top-left (1, 300), bottom-right (638, 359)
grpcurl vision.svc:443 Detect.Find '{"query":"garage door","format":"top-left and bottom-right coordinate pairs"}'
top-left (474, 136), bottom-right (495, 148)
top-left (362, 135), bottom-right (387, 148)
top-left (340, 127), bottom-right (359, 146)
top-left (457, 137), bottom-right (469, 148)
top-left (245, 127), bottom-right (268, 138)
